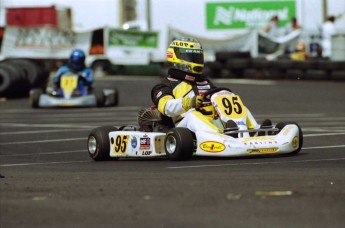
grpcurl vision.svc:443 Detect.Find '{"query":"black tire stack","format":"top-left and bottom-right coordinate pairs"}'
top-left (0, 59), bottom-right (49, 97)
top-left (206, 51), bottom-right (345, 81)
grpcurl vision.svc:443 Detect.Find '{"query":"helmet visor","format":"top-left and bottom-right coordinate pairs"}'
top-left (174, 47), bottom-right (204, 64)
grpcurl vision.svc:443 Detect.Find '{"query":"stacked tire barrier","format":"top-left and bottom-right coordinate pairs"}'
top-left (206, 51), bottom-right (345, 81)
top-left (0, 59), bottom-right (49, 97)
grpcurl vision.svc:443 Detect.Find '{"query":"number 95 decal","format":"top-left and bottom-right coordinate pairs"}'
top-left (215, 95), bottom-right (247, 119)
top-left (113, 135), bottom-right (129, 154)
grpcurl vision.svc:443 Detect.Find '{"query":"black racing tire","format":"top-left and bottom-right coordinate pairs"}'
top-left (87, 126), bottom-right (118, 161)
top-left (29, 88), bottom-right (43, 108)
top-left (164, 127), bottom-right (194, 161)
top-left (5, 59), bottom-right (47, 86)
top-left (275, 122), bottom-right (303, 155)
top-left (0, 67), bottom-right (13, 96)
top-left (113, 88), bottom-right (119, 106)
top-left (94, 88), bottom-right (105, 107)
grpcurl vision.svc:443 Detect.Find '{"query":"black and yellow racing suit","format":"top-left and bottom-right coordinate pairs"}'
top-left (151, 69), bottom-right (219, 130)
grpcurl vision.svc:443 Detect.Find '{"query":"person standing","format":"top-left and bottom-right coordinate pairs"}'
top-left (321, 16), bottom-right (337, 58)
top-left (262, 15), bottom-right (280, 38)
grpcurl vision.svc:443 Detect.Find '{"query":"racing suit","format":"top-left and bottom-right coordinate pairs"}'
top-left (54, 66), bottom-right (94, 89)
top-left (151, 69), bottom-right (259, 133)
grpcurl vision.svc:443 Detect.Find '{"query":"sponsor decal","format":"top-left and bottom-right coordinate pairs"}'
top-left (142, 151), bottom-right (152, 155)
top-left (131, 136), bottom-right (137, 149)
top-left (185, 75), bottom-right (195, 81)
top-left (200, 141), bottom-right (225, 153)
top-left (197, 85), bottom-right (211, 90)
top-left (199, 90), bottom-right (207, 95)
top-left (167, 77), bottom-right (178, 81)
top-left (156, 91), bottom-right (163, 99)
top-left (242, 136), bottom-right (278, 146)
top-left (292, 136), bottom-right (299, 148)
top-left (236, 121), bottom-right (246, 126)
top-left (171, 41), bottom-right (189, 47)
top-left (140, 137), bottom-right (151, 150)
top-left (194, 43), bottom-right (201, 49)
top-left (247, 148), bottom-right (278, 154)
top-left (167, 51), bottom-right (173, 58)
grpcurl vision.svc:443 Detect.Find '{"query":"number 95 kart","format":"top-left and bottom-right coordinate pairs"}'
top-left (87, 88), bottom-right (303, 161)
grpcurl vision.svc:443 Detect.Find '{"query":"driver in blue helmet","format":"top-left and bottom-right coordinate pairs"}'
top-left (53, 49), bottom-right (94, 94)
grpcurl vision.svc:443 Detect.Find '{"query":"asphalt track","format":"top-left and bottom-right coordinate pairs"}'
top-left (0, 76), bottom-right (345, 228)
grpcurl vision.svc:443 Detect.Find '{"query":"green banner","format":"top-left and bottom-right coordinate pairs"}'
top-left (206, 0), bottom-right (296, 29)
top-left (108, 29), bottom-right (158, 48)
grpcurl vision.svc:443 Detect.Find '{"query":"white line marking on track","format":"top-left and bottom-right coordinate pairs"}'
top-left (304, 132), bottom-right (345, 137)
top-left (0, 123), bottom-right (96, 129)
top-left (0, 150), bottom-right (85, 157)
top-left (0, 106), bottom-right (142, 114)
top-left (0, 137), bottom-right (85, 145)
top-left (302, 145), bottom-right (345, 150)
top-left (0, 129), bottom-right (88, 135)
top-left (213, 78), bottom-right (277, 85)
top-left (0, 160), bottom-right (90, 167)
top-left (166, 158), bottom-right (345, 169)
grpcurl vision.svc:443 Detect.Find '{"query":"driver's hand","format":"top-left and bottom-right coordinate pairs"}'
top-left (182, 95), bottom-right (204, 111)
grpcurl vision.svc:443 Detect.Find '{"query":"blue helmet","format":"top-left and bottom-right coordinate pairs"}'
top-left (69, 49), bottom-right (85, 71)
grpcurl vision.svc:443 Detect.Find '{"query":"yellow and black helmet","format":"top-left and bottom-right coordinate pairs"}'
top-left (166, 37), bottom-right (204, 75)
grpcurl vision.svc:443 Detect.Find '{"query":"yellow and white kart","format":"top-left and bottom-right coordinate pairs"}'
top-left (29, 72), bottom-right (118, 108)
top-left (87, 88), bottom-right (303, 161)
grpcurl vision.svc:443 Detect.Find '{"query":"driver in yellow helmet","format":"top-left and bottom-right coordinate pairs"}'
top-left (151, 38), bottom-right (228, 133)
top-left (151, 37), bottom-right (272, 134)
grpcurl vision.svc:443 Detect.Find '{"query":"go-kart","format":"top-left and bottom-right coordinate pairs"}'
top-left (87, 88), bottom-right (303, 161)
top-left (29, 72), bottom-right (118, 108)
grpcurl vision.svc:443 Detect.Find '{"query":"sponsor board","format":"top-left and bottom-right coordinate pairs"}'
top-left (206, 1), bottom-right (296, 29)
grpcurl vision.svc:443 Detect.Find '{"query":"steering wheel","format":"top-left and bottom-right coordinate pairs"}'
top-left (197, 87), bottom-right (232, 116)
top-left (202, 87), bottom-right (232, 101)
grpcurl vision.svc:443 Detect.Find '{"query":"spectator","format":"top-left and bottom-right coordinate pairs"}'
top-left (262, 15), bottom-right (280, 38)
top-left (284, 17), bottom-right (302, 34)
top-left (321, 16), bottom-right (336, 58)
top-left (284, 17), bottom-right (302, 54)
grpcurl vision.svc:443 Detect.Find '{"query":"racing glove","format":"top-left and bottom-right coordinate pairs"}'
top-left (182, 95), bottom-right (204, 111)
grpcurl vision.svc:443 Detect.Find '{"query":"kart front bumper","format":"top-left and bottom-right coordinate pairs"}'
top-left (38, 94), bottom-right (97, 107)
top-left (195, 124), bottom-right (301, 157)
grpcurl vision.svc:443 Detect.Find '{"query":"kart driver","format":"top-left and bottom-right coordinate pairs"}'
top-left (53, 49), bottom-right (94, 93)
top-left (151, 37), bottom-right (264, 134)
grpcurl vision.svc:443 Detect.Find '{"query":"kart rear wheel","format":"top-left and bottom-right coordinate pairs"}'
top-left (113, 88), bottom-right (119, 106)
top-left (165, 128), bottom-right (194, 161)
top-left (29, 88), bottom-right (43, 108)
top-left (87, 126), bottom-right (118, 161)
top-left (275, 122), bottom-right (303, 155)
top-left (94, 89), bottom-right (105, 107)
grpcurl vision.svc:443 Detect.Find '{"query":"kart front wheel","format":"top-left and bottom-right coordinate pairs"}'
top-left (87, 126), bottom-right (118, 161)
top-left (275, 122), bottom-right (303, 155)
top-left (165, 128), bottom-right (194, 161)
